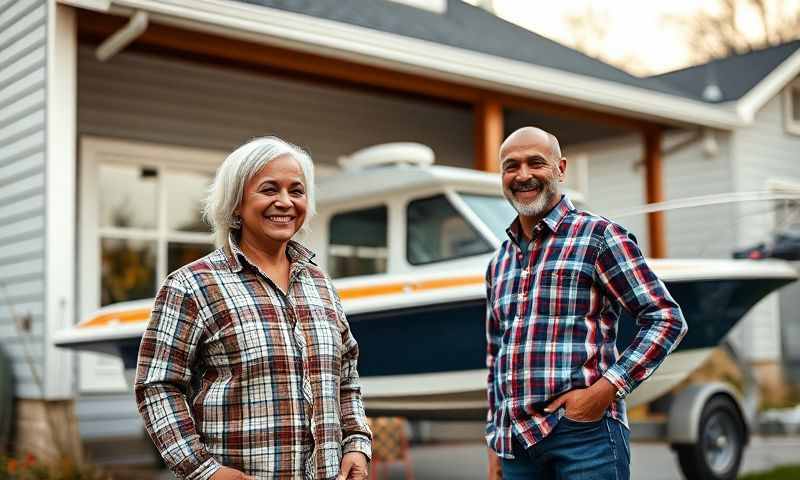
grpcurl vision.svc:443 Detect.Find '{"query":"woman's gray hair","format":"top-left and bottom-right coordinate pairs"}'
top-left (204, 136), bottom-right (316, 247)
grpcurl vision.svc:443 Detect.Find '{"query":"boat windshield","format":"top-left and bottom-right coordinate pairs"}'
top-left (458, 192), bottom-right (518, 242)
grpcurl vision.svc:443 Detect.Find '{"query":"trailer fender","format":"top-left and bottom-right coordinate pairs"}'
top-left (667, 382), bottom-right (749, 445)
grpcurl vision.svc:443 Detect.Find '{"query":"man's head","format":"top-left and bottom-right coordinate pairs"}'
top-left (499, 127), bottom-right (566, 220)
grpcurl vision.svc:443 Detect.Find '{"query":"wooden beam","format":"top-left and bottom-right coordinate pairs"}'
top-left (644, 128), bottom-right (667, 258)
top-left (474, 100), bottom-right (504, 172)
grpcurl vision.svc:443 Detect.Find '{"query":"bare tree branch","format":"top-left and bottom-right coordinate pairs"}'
top-left (666, 0), bottom-right (799, 64)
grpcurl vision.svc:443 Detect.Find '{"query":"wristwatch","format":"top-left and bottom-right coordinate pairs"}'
top-left (615, 389), bottom-right (627, 400)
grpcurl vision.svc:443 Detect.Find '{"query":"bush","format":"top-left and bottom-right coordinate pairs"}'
top-left (739, 465), bottom-right (800, 480)
top-left (0, 454), bottom-right (108, 480)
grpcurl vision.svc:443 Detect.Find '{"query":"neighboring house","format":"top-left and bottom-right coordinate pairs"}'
top-left (1, 0), bottom-right (799, 461)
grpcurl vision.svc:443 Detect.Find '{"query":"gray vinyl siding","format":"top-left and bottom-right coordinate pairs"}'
top-left (732, 91), bottom-right (800, 246)
top-left (574, 130), bottom-right (736, 259)
top-left (730, 90), bottom-right (800, 362)
top-left (577, 138), bottom-right (650, 254)
top-left (662, 130), bottom-right (735, 259)
top-left (77, 47), bottom-right (474, 169)
top-left (0, 0), bottom-right (47, 399)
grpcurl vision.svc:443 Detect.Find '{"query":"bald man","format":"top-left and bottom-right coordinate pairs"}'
top-left (484, 127), bottom-right (687, 479)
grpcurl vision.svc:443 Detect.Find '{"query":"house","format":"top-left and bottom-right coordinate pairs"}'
top-left (1, 0), bottom-right (799, 461)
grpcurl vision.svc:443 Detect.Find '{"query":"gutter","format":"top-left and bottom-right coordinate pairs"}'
top-left (60, 0), bottom-right (745, 129)
top-left (95, 10), bottom-right (148, 61)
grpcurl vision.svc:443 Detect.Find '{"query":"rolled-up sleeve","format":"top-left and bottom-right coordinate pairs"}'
top-left (134, 276), bottom-right (220, 480)
top-left (332, 288), bottom-right (373, 460)
top-left (595, 223), bottom-right (688, 394)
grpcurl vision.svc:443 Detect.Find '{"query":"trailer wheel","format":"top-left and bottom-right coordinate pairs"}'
top-left (674, 395), bottom-right (745, 480)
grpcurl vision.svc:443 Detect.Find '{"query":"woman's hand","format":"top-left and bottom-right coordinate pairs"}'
top-left (210, 466), bottom-right (255, 480)
top-left (337, 452), bottom-right (369, 480)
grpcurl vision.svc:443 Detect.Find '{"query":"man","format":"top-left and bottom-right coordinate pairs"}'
top-left (485, 127), bottom-right (687, 479)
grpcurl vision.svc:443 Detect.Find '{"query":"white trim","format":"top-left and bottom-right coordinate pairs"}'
top-left (782, 79), bottom-right (800, 136)
top-left (59, 0), bottom-right (110, 11)
top-left (60, 0), bottom-right (744, 129)
top-left (43, 2), bottom-right (77, 400)
top-left (78, 136), bottom-right (224, 393)
top-left (386, 0), bottom-right (446, 14)
top-left (737, 47), bottom-right (800, 123)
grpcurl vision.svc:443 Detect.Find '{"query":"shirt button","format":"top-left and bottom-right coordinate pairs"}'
top-left (520, 269), bottom-right (529, 278)
top-left (517, 294), bottom-right (525, 302)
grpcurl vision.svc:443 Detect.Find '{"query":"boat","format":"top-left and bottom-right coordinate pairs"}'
top-left (55, 144), bottom-right (798, 420)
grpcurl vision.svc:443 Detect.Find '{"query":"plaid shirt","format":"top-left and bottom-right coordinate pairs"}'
top-left (135, 237), bottom-right (371, 479)
top-left (485, 196), bottom-right (687, 458)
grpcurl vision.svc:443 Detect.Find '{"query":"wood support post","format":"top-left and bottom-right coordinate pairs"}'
top-left (474, 100), bottom-right (504, 172)
top-left (644, 128), bottom-right (666, 258)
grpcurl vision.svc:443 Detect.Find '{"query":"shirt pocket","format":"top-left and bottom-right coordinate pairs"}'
top-left (535, 270), bottom-right (591, 317)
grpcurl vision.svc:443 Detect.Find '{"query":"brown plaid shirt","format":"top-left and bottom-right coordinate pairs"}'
top-left (135, 237), bottom-right (372, 480)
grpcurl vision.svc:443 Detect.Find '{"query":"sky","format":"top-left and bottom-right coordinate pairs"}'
top-left (465, 0), bottom-right (800, 75)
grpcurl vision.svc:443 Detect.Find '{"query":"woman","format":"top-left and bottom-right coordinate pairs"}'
top-left (135, 137), bottom-right (372, 480)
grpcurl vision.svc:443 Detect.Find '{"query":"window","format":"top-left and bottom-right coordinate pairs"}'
top-left (406, 194), bottom-right (492, 265)
top-left (784, 79), bottom-right (800, 136)
top-left (97, 165), bottom-right (215, 305)
top-left (80, 138), bottom-right (224, 393)
top-left (328, 206), bottom-right (388, 278)
top-left (459, 193), bottom-right (517, 241)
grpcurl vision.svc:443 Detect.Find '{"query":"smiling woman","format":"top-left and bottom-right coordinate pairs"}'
top-left (134, 137), bottom-right (372, 480)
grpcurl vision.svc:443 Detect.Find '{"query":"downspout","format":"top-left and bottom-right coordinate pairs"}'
top-left (95, 10), bottom-right (148, 61)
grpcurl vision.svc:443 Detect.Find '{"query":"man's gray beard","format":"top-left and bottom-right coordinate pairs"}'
top-left (504, 178), bottom-right (559, 218)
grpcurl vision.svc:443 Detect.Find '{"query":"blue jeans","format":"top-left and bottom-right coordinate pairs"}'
top-left (501, 417), bottom-right (630, 480)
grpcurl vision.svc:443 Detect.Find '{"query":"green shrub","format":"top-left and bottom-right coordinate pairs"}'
top-left (739, 465), bottom-right (800, 480)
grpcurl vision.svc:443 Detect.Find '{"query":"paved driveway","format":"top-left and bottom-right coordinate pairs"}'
top-left (373, 436), bottom-right (800, 479)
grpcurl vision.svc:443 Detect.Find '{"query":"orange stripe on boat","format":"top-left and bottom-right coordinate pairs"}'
top-left (338, 275), bottom-right (483, 300)
top-left (80, 276), bottom-right (485, 327)
top-left (79, 307), bottom-right (152, 329)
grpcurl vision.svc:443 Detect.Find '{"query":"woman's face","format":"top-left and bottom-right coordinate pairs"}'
top-left (237, 155), bottom-right (307, 250)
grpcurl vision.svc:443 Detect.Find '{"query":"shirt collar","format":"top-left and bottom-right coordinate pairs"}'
top-left (505, 194), bottom-right (575, 245)
top-left (225, 233), bottom-right (316, 273)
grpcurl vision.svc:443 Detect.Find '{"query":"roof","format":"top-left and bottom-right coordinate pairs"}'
top-left (649, 40), bottom-right (800, 102)
top-left (82, 0), bottom-right (800, 128)
top-left (235, 0), bottom-right (689, 98)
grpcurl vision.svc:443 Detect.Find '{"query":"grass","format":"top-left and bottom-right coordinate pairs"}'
top-left (739, 465), bottom-right (800, 480)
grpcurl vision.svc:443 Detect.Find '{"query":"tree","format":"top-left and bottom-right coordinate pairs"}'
top-left (668, 0), bottom-right (800, 64)
top-left (563, 6), bottom-right (646, 75)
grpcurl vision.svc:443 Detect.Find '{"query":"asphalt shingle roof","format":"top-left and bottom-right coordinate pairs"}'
top-left (236, 0), bottom-right (689, 97)
top-left (236, 0), bottom-right (800, 103)
top-left (648, 40), bottom-right (800, 102)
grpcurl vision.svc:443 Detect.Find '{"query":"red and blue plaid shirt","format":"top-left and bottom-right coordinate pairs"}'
top-left (485, 196), bottom-right (687, 458)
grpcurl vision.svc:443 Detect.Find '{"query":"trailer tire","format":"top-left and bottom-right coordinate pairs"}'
top-left (674, 395), bottom-right (745, 480)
